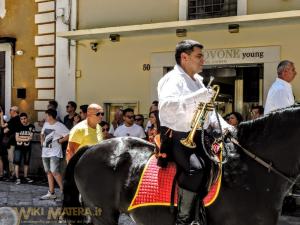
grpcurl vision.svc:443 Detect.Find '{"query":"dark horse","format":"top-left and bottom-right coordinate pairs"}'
top-left (63, 105), bottom-right (300, 225)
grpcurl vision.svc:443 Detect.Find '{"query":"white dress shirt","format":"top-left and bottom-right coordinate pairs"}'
top-left (158, 65), bottom-right (233, 132)
top-left (264, 78), bottom-right (295, 115)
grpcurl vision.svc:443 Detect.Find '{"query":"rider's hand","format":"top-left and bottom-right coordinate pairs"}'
top-left (202, 88), bottom-right (215, 103)
top-left (223, 127), bottom-right (237, 142)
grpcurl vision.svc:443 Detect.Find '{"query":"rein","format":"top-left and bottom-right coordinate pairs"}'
top-left (230, 137), bottom-right (300, 194)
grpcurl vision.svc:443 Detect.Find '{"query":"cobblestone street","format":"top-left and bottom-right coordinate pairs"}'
top-left (0, 181), bottom-right (299, 225)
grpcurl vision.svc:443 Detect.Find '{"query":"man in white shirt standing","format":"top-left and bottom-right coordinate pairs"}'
top-left (114, 108), bottom-right (146, 139)
top-left (40, 109), bottom-right (69, 200)
top-left (158, 40), bottom-right (234, 225)
top-left (264, 60), bottom-right (297, 115)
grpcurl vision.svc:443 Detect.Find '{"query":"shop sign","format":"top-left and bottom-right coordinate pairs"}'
top-left (203, 46), bottom-right (280, 65)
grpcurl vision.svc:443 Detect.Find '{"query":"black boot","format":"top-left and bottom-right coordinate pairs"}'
top-left (192, 197), bottom-right (207, 225)
top-left (176, 187), bottom-right (198, 225)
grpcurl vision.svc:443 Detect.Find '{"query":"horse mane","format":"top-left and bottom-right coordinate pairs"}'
top-left (238, 104), bottom-right (300, 147)
top-left (223, 104), bottom-right (300, 187)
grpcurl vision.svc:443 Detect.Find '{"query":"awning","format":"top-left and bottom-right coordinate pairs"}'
top-left (57, 10), bottom-right (300, 41)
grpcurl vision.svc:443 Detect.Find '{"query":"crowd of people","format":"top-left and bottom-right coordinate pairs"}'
top-left (0, 99), bottom-right (164, 197)
top-left (0, 97), bottom-right (265, 196)
top-left (0, 40), bottom-right (297, 225)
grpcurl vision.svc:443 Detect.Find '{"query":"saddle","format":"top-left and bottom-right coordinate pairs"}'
top-left (128, 135), bottom-right (222, 211)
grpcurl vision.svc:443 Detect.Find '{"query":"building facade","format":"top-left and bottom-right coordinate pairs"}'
top-left (2, 1), bottom-right (300, 122)
top-left (0, 1), bottom-right (38, 119)
top-left (0, 0), bottom-right (74, 121)
top-left (58, 0), bottom-right (300, 121)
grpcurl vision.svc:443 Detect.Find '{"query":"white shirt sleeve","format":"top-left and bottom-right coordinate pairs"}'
top-left (158, 69), bottom-right (214, 132)
top-left (206, 110), bottom-right (235, 132)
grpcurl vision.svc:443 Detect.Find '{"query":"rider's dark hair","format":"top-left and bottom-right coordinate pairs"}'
top-left (175, 40), bottom-right (203, 66)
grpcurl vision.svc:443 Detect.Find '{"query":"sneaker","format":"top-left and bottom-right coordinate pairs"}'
top-left (24, 177), bottom-right (34, 183)
top-left (40, 191), bottom-right (56, 200)
top-left (15, 178), bottom-right (21, 185)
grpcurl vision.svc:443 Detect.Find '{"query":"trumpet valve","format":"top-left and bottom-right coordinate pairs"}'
top-left (206, 103), bottom-right (215, 111)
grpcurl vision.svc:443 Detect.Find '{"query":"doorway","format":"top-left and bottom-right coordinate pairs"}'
top-left (163, 63), bottom-right (264, 118)
top-left (202, 64), bottom-right (264, 119)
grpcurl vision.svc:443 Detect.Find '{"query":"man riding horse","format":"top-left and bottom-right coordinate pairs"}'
top-left (157, 40), bottom-right (235, 225)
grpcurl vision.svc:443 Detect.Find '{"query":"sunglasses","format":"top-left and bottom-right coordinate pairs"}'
top-left (95, 112), bottom-right (105, 117)
top-left (135, 118), bottom-right (143, 121)
top-left (66, 105), bottom-right (71, 108)
top-left (126, 115), bottom-right (134, 119)
top-left (102, 128), bottom-right (109, 132)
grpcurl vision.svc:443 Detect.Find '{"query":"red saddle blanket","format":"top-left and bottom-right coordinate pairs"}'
top-left (128, 154), bottom-right (222, 211)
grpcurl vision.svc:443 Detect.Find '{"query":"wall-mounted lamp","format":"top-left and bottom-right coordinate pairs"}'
top-left (228, 24), bottom-right (239, 33)
top-left (176, 28), bottom-right (187, 37)
top-left (16, 50), bottom-right (24, 56)
top-left (109, 34), bottom-right (120, 42)
top-left (90, 42), bottom-right (98, 52)
top-left (17, 88), bottom-right (26, 99)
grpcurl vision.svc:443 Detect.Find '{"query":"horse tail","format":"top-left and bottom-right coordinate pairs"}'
top-left (62, 145), bottom-right (90, 224)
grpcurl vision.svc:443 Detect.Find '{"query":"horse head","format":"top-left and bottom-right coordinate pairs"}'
top-left (237, 104), bottom-right (300, 179)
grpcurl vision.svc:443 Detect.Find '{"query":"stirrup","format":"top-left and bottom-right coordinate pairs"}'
top-left (191, 221), bottom-right (201, 225)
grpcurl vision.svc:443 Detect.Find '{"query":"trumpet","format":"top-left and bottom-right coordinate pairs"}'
top-left (180, 77), bottom-right (220, 149)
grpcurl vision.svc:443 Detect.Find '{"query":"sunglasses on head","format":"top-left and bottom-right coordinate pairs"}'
top-left (95, 112), bottom-right (105, 116)
top-left (102, 128), bottom-right (109, 132)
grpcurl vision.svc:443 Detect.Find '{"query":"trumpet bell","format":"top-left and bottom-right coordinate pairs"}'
top-left (180, 138), bottom-right (197, 149)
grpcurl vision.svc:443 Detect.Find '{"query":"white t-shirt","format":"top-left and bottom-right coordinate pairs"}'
top-left (158, 64), bottom-right (233, 132)
top-left (264, 78), bottom-right (295, 115)
top-left (114, 123), bottom-right (146, 138)
top-left (41, 121), bottom-right (69, 158)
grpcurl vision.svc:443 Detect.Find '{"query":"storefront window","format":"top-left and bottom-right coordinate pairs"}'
top-left (104, 102), bottom-right (139, 124)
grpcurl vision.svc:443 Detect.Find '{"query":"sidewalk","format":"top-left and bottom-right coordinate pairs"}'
top-left (0, 181), bottom-right (134, 225)
top-left (0, 181), bottom-right (299, 225)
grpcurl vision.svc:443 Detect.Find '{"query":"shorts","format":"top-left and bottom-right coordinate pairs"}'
top-left (13, 148), bottom-right (31, 166)
top-left (42, 156), bottom-right (62, 174)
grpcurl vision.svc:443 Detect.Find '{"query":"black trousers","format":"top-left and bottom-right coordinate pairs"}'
top-left (160, 127), bottom-right (211, 195)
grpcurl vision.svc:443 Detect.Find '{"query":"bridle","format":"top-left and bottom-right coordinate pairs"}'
top-left (201, 106), bottom-right (300, 196)
top-left (230, 137), bottom-right (300, 196)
